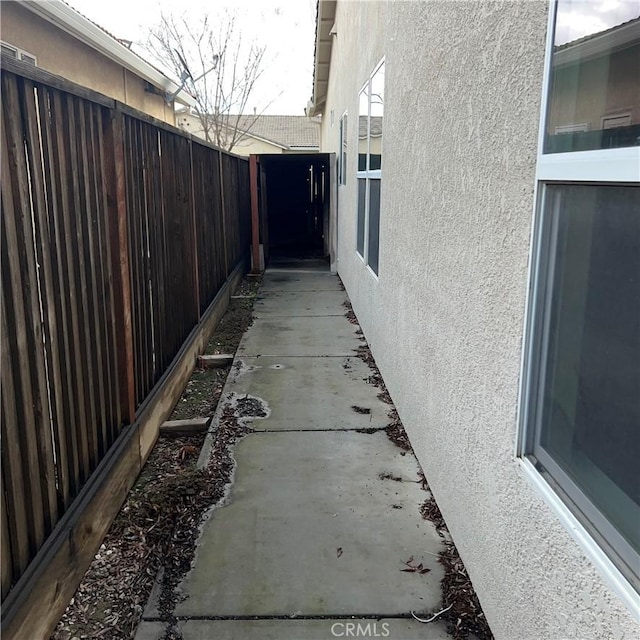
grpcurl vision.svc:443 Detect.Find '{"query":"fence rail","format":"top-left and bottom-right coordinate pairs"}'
top-left (0, 57), bottom-right (251, 626)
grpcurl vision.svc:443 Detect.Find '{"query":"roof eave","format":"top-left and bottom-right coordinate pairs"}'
top-left (22, 0), bottom-right (198, 108)
top-left (310, 0), bottom-right (336, 117)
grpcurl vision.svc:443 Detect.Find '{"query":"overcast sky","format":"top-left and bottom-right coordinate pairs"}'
top-left (63, 0), bottom-right (317, 115)
top-left (64, 0), bottom-right (640, 109)
top-left (555, 0), bottom-right (640, 44)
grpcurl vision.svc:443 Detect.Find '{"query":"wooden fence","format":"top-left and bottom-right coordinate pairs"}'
top-left (0, 57), bottom-right (251, 635)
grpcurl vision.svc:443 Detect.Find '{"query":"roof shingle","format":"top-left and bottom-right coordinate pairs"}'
top-left (233, 115), bottom-right (321, 149)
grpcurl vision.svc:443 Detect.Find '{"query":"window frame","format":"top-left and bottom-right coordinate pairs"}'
top-left (517, 0), bottom-right (640, 614)
top-left (339, 111), bottom-right (348, 186)
top-left (356, 58), bottom-right (384, 277)
top-left (1, 41), bottom-right (37, 65)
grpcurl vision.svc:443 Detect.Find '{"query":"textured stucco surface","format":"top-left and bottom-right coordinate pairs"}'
top-left (320, 1), bottom-right (638, 638)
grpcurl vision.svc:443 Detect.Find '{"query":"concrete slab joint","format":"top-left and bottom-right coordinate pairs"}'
top-left (137, 266), bottom-right (454, 640)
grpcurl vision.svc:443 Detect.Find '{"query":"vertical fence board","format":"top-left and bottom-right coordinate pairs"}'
top-left (1, 470), bottom-right (12, 599)
top-left (77, 101), bottom-right (109, 458)
top-left (32, 84), bottom-right (72, 511)
top-left (1, 64), bottom-right (252, 616)
top-left (102, 109), bottom-right (135, 426)
top-left (71, 96), bottom-right (101, 470)
top-left (59, 94), bottom-right (92, 483)
top-left (20, 79), bottom-right (61, 530)
top-left (89, 104), bottom-right (118, 446)
top-left (0, 278), bottom-right (30, 577)
top-left (1, 74), bottom-right (49, 554)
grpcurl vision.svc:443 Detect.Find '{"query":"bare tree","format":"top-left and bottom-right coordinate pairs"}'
top-left (147, 10), bottom-right (270, 152)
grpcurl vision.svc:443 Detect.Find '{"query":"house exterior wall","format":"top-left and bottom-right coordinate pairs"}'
top-left (320, 1), bottom-right (637, 638)
top-left (1, 1), bottom-right (174, 123)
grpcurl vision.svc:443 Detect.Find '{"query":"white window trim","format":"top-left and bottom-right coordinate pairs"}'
top-left (339, 110), bottom-right (348, 187)
top-left (518, 0), bottom-right (640, 616)
top-left (519, 458), bottom-right (640, 620)
top-left (1, 41), bottom-right (37, 65)
top-left (356, 58), bottom-right (384, 276)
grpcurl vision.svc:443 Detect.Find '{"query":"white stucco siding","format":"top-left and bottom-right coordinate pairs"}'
top-left (320, 1), bottom-right (638, 638)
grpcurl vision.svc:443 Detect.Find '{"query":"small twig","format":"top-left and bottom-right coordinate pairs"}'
top-left (410, 603), bottom-right (453, 623)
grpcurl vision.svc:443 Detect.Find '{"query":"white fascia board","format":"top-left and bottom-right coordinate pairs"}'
top-left (22, 0), bottom-right (197, 107)
top-left (555, 19), bottom-right (640, 67)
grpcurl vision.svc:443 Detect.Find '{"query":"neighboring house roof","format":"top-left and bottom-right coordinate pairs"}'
top-left (554, 15), bottom-right (639, 66)
top-left (19, 0), bottom-right (197, 107)
top-left (309, 0), bottom-right (336, 116)
top-left (233, 115), bottom-right (321, 150)
top-left (556, 15), bottom-right (640, 51)
top-left (358, 116), bottom-right (382, 139)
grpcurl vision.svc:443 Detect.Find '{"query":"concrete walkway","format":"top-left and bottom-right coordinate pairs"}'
top-left (137, 263), bottom-right (449, 640)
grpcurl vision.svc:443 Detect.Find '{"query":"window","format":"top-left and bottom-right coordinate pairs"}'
top-left (339, 113), bottom-right (347, 186)
top-left (1, 41), bottom-right (37, 65)
top-left (356, 60), bottom-right (384, 275)
top-left (522, 0), bottom-right (640, 595)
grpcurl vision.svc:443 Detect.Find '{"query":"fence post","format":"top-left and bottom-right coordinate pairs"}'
top-left (103, 109), bottom-right (136, 425)
top-left (249, 154), bottom-right (261, 273)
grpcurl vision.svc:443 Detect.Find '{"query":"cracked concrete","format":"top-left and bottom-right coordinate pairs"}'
top-left (137, 263), bottom-right (449, 640)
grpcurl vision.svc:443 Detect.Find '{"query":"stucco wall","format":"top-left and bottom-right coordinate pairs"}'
top-left (320, 1), bottom-right (638, 638)
top-left (1, 1), bottom-right (174, 123)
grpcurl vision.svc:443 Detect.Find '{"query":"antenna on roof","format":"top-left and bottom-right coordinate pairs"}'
top-left (165, 52), bottom-right (220, 106)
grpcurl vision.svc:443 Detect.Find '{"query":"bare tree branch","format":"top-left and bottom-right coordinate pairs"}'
top-left (146, 8), bottom-right (273, 151)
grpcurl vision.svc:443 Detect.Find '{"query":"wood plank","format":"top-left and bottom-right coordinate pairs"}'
top-left (33, 84), bottom-right (72, 511)
top-left (136, 120), bottom-right (154, 398)
top-left (1, 73), bottom-right (48, 554)
top-left (249, 154), bottom-right (261, 273)
top-left (63, 94), bottom-right (97, 478)
top-left (189, 139), bottom-right (201, 319)
top-left (145, 124), bottom-right (166, 378)
top-left (218, 149), bottom-right (229, 276)
top-left (1, 470), bottom-right (13, 599)
top-left (160, 417), bottom-right (210, 435)
top-left (78, 100), bottom-right (109, 458)
top-left (154, 127), bottom-right (169, 374)
top-left (88, 103), bottom-right (118, 447)
top-left (102, 109), bottom-right (135, 425)
top-left (127, 117), bottom-right (148, 404)
top-left (0, 279), bottom-right (31, 577)
top-left (49, 90), bottom-right (82, 498)
top-left (20, 79), bottom-right (62, 530)
top-left (197, 354), bottom-right (234, 368)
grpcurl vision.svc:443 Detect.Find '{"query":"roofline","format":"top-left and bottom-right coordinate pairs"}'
top-left (308, 0), bottom-right (336, 117)
top-left (22, 0), bottom-right (198, 108)
top-left (237, 129), bottom-right (289, 150)
top-left (555, 16), bottom-right (639, 67)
